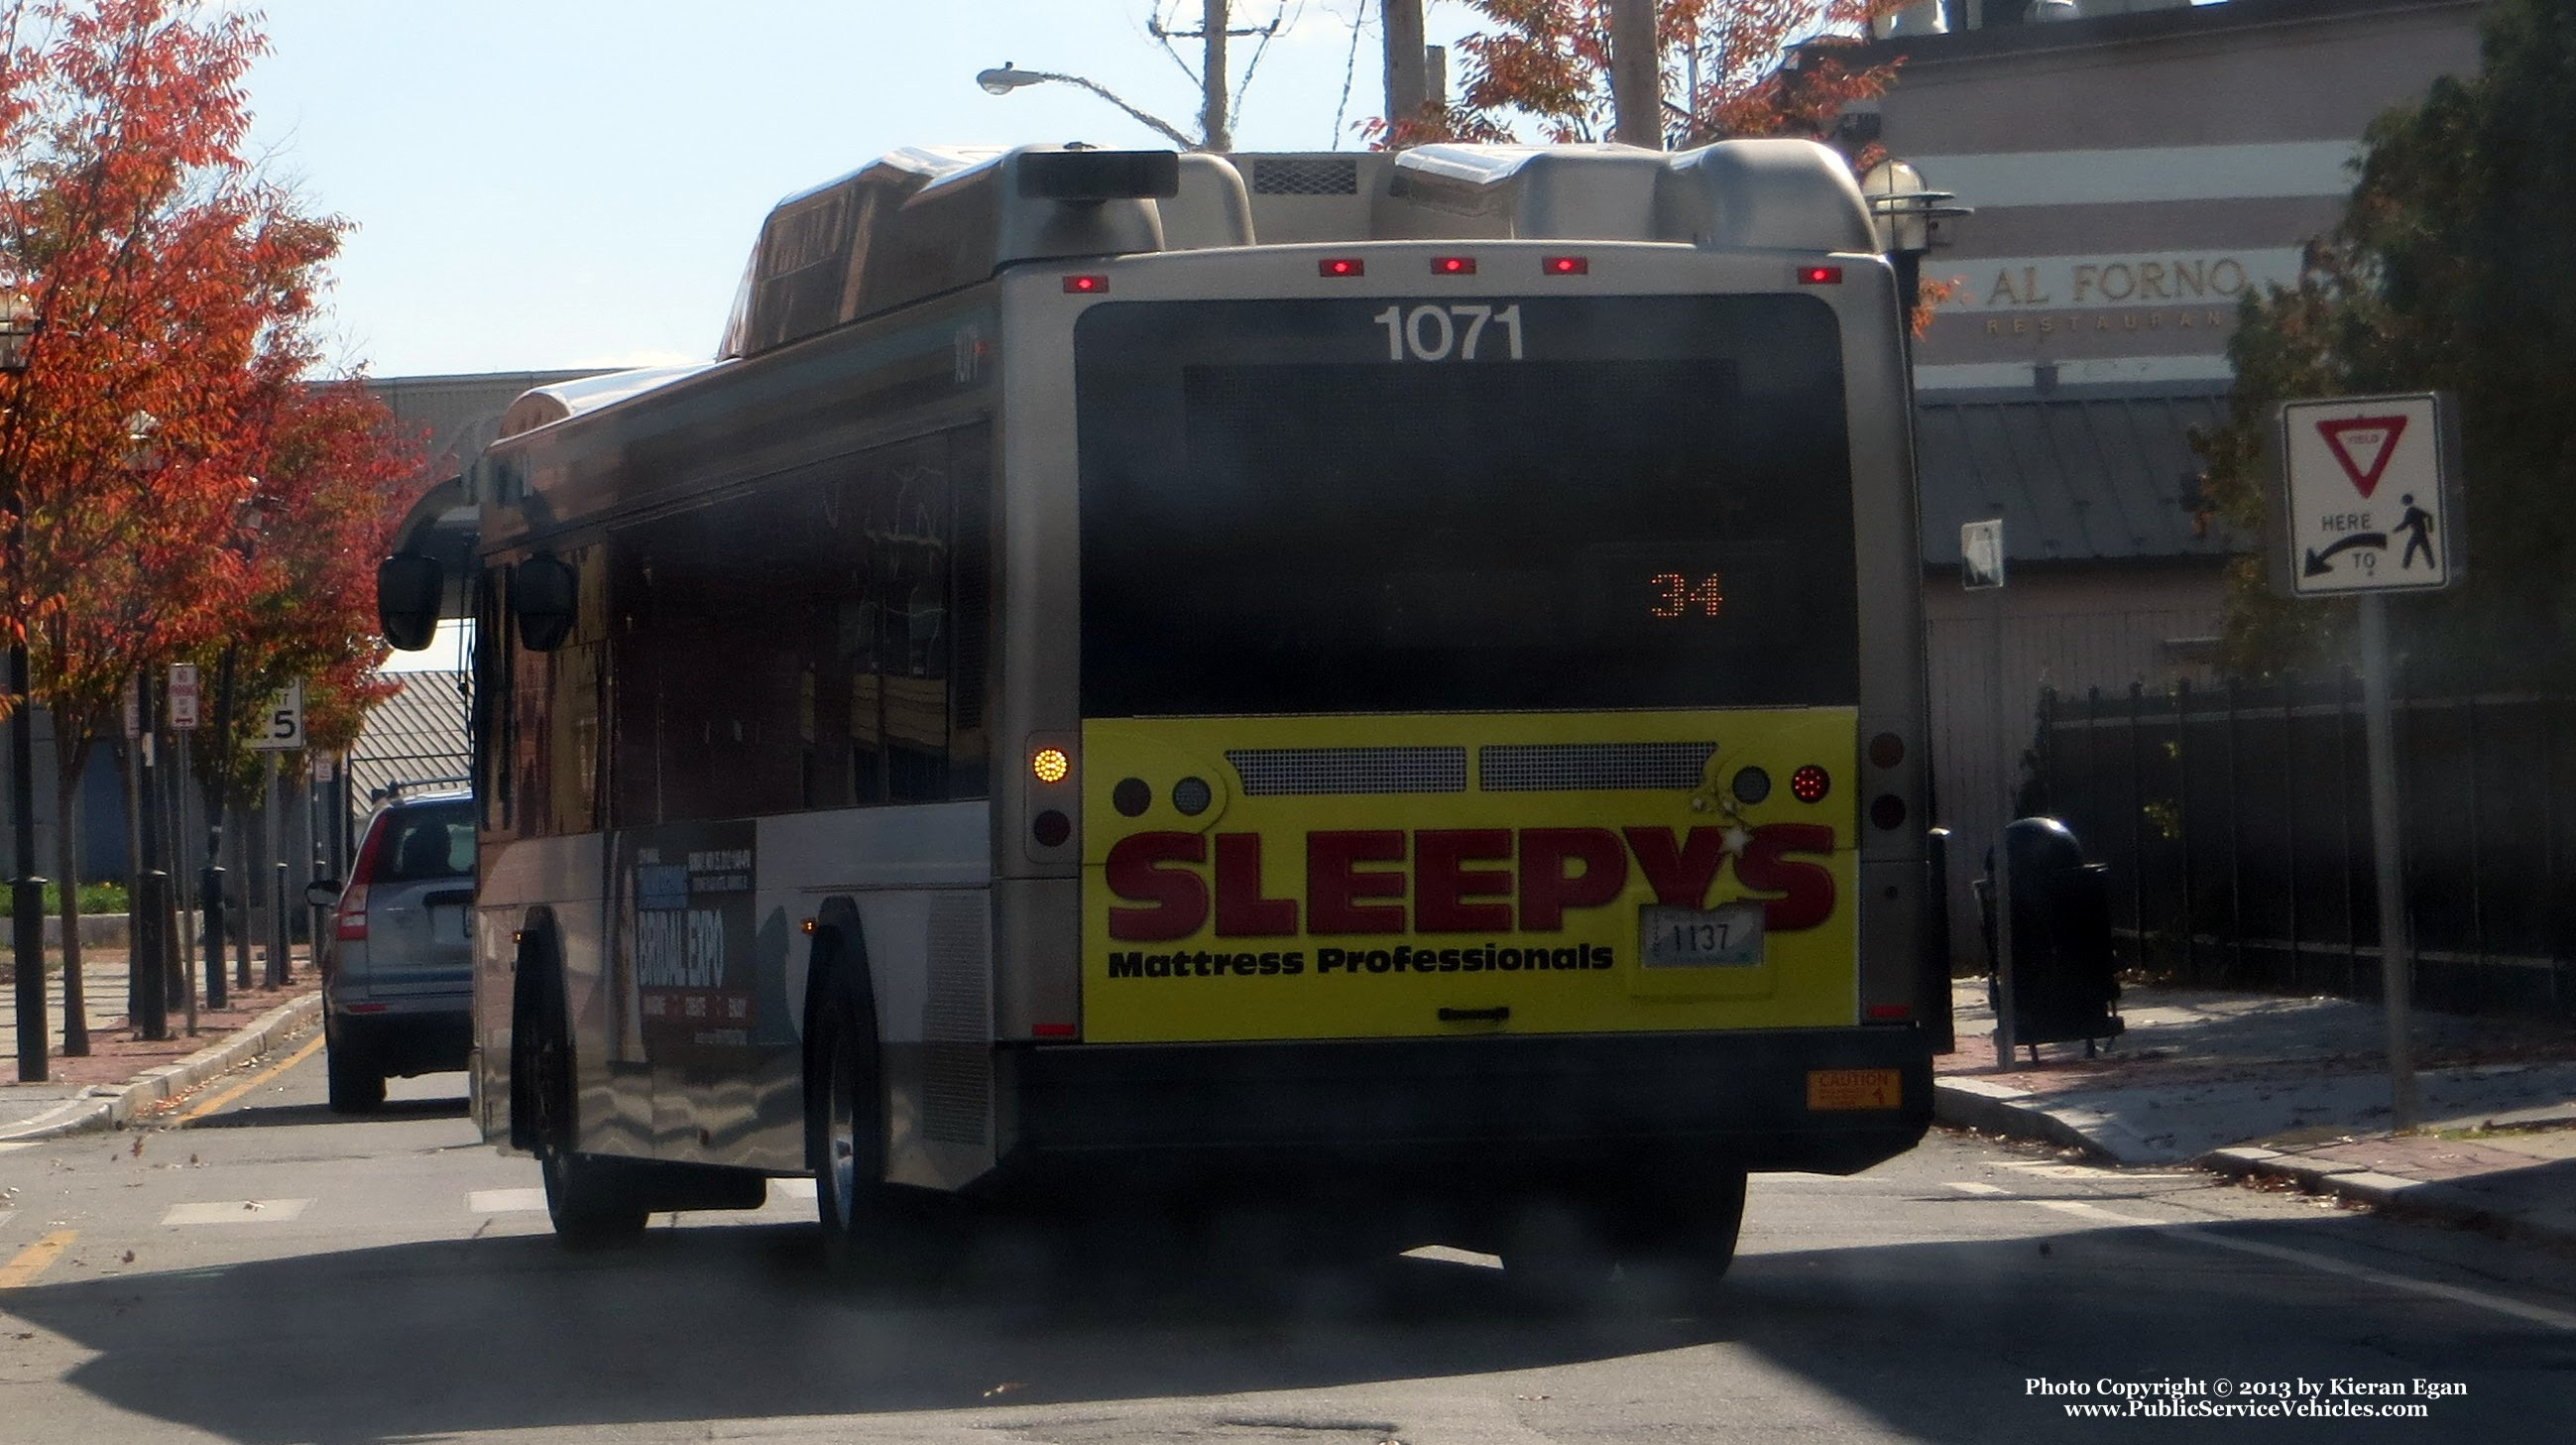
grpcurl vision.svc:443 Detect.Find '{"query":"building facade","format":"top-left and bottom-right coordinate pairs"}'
top-left (1860, 0), bottom-right (2490, 961)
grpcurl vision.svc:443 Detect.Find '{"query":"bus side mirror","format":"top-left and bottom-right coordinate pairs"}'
top-left (377, 553), bottom-right (443, 652)
top-left (514, 553), bottom-right (577, 653)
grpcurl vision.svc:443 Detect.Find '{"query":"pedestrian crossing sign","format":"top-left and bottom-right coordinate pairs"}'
top-left (2279, 393), bottom-right (2459, 597)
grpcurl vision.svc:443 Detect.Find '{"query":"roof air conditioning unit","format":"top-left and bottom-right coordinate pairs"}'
top-left (1873, 1), bottom-right (1948, 39)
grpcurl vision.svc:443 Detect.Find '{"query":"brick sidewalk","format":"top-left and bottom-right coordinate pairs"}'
top-left (2, 946), bottom-right (315, 1088)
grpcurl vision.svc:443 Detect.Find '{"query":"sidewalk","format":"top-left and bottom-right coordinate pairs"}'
top-left (1, 948), bottom-right (320, 1141)
top-left (1935, 977), bottom-right (2576, 1250)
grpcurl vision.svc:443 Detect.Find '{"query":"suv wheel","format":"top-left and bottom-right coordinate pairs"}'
top-left (324, 1023), bottom-right (385, 1114)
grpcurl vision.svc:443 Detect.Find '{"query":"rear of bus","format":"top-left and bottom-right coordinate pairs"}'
top-left (992, 144), bottom-right (1935, 1234)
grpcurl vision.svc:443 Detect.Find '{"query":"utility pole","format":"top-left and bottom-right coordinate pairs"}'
top-left (1202, 0), bottom-right (1230, 152)
top-left (1607, 0), bottom-right (1662, 149)
top-left (1384, 0), bottom-right (1428, 133)
top-left (1146, 1), bottom-right (1280, 151)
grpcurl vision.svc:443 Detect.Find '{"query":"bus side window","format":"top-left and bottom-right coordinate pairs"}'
top-left (948, 423), bottom-right (992, 799)
top-left (475, 565), bottom-right (515, 835)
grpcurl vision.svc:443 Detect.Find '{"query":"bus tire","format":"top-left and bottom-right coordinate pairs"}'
top-left (323, 1021), bottom-right (384, 1114)
top-left (805, 958), bottom-right (904, 1279)
top-left (1617, 1168), bottom-right (1749, 1311)
top-left (1499, 1197), bottom-right (1619, 1314)
top-left (514, 933), bottom-right (648, 1248)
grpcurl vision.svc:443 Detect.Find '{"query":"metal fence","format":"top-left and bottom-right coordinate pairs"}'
top-left (2028, 676), bottom-right (2576, 1019)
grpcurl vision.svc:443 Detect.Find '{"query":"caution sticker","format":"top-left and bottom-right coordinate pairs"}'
top-left (1807, 1068), bottom-right (1902, 1111)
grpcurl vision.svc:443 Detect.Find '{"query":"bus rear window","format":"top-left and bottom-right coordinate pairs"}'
top-left (1076, 295), bottom-right (1857, 716)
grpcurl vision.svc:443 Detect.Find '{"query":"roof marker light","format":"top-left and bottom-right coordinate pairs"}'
top-left (1319, 257), bottom-right (1364, 278)
top-left (1432, 256), bottom-right (1476, 276)
top-left (1798, 265), bottom-right (1844, 285)
top-left (1063, 274), bottom-right (1108, 294)
top-left (1543, 256), bottom-right (1588, 275)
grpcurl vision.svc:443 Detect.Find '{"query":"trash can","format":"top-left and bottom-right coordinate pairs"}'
top-left (1978, 816), bottom-right (2123, 1048)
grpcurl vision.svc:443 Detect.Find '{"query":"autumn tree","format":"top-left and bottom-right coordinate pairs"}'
top-left (2191, 0), bottom-right (2576, 684)
top-left (1379, 1), bottom-right (1910, 151)
top-left (1, 0), bottom-right (413, 1053)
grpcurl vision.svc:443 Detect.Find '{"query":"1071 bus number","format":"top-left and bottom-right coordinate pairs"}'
top-left (1373, 303), bottom-right (1525, 362)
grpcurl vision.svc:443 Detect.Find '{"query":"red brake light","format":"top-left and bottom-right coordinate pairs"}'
top-left (336, 813), bottom-right (393, 941)
top-left (1432, 256), bottom-right (1476, 276)
top-left (1063, 275), bottom-right (1108, 294)
top-left (1866, 1004), bottom-right (1911, 1021)
top-left (1319, 258), bottom-right (1363, 278)
top-left (1791, 766), bottom-right (1831, 803)
top-left (1798, 265), bottom-right (1843, 285)
top-left (1543, 256), bottom-right (1588, 275)
top-left (1032, 1023), bottom-right (1077, 1038)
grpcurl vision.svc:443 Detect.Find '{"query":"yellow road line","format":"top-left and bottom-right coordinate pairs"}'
top-left (0, 1230), bottom-right (76, 1291)
top-left (178, 1030), bottom-right (326, 1123)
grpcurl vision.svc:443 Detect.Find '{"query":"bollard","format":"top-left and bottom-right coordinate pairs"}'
top-left (200, 860), bottom-right (226, 1011)
top-left (132, 871), bottom-right (168, 1040)
top-left (268, 860), bottom-right (290, 987)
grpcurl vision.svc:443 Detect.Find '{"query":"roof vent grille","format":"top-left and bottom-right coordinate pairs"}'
top-left (1251, 157), bottom-right (1360, 195)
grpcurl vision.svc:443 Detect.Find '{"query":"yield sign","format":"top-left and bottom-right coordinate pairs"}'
top-left (2316, 415), bottom-right (2409, 499)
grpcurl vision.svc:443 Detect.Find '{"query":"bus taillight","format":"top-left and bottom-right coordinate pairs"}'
top-left (1791, 765), bottom-right (1831, 803)
top-left (1032, 747), bottom-right (1072, 784)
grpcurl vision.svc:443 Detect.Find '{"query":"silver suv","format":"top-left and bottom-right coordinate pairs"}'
top-left (313, 788), bottom-right (475, 1113)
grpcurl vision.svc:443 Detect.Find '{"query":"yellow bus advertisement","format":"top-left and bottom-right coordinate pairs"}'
top-left (1082, 708), bottom-right (1858, 1043)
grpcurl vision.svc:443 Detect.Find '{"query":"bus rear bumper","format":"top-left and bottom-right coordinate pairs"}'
top-left (995, 1027), bottom-right (1932, 1193)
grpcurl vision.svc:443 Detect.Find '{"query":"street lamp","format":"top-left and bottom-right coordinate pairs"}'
top-left (973, 61), bottom-right (1198, 150)
top-left (3, 290), bottom-right (47, 1083)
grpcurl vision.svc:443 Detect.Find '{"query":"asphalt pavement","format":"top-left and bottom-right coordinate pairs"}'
top-left (8, 965), bottom-right (2576, 1250)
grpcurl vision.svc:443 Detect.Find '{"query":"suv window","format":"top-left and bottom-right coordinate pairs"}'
top-left (377, 802), bottom-right (476, 883)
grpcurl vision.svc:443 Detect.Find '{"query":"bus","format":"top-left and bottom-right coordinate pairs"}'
top-left (378, 139), bottom-right (1941, 1291)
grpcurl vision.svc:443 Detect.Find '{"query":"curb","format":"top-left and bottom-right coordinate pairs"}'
top-left (0, 991), bottom-right (323, 1143)
top-left (1932, 1076), bottom-right (2183, 1163)
top-left (2199, 1145), bottom-right (2576, 1254)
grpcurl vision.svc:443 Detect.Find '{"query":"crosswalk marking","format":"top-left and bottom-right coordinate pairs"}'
top-left (2032, 1199), bottom-right (2160, 1224)
top-left (1945, 1181), bottom-right (2009, 1196)
top-left (467, 1188), bottom-right (548, 1214)
top-left (162, 1198), bottom-right (312, 1226)
top-left (2000, 1161), bottom-right (2192, 1181)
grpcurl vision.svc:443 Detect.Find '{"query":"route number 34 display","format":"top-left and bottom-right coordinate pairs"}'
top-left (1374, 303), bottom-right (1525, 361)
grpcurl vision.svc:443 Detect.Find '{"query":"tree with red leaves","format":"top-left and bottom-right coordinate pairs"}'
top-left (1385, 1), bottom-right (1909, 150)
top-left (2, 0), bottom-right (414, 1055)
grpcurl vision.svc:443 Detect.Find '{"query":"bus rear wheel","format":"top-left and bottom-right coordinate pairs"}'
top-left (807, 981), bottom-right (918, 1281)
top-left (1615, 1168), bottom-right (1749, 1311)
top-left (517, 952), bottom-right (648, 1247)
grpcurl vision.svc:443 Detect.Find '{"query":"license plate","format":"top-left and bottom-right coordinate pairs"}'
top-left (1808, 1069), bottom-right (1902, 1111)
top-left (430, 906), bottom-right (469, 946)
top-left (1639, 903), bottom-right (1764, 968)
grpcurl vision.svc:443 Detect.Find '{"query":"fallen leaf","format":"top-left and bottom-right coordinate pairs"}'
top-left (121, 1251), bottom-right (136, 1264)
top-left (130, 1137), bottom-right (144, 1158)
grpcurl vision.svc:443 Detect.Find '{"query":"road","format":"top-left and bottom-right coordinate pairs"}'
top-left (4, 1030), bottom-right (2574, 1445)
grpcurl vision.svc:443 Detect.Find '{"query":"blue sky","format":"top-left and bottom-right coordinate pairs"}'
top-left (241, 3), bottom-right (2240, 380)
top-left (239, 1), bottom-right (1432, 378)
